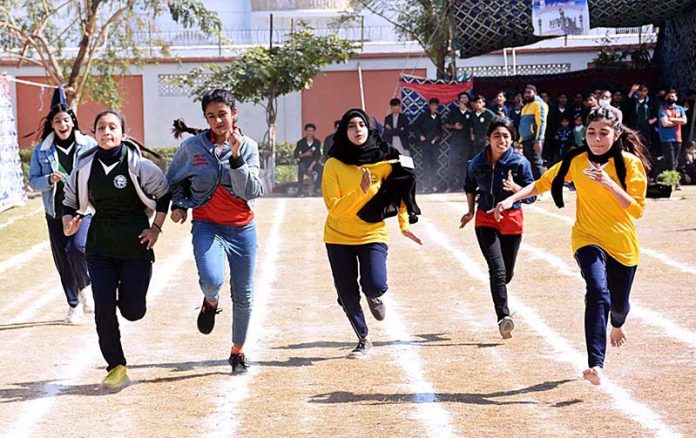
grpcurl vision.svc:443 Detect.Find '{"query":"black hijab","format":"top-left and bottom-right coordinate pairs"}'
top-left (328, 108), bottom-right (398, 165)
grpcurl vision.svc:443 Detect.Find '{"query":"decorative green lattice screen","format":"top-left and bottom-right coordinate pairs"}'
top-left (450, 0), bottom-right (696, 59)
top-left (654, 6), bottom-right (696, 91)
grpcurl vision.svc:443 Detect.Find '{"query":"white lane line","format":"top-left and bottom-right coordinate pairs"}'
top-left (3, 244), bottom-right (192, 438)
top-left (0, 207), bottom-right (43, 230)
top-left (205, 200), bottom-right (286, 438)
top-left (520, 242), bottom-right (696, 351)
top-left (641, 248), bottom-right (696, 276)
top-left (527, 204), bottom-right (696, 276)
top-left (381, 294), bottom-right (459, 438)
top-left (0, 241), bottom-right (50, 275)
top-left (421, 217), bottom-right (682, 438)
top-left (0, 277), bottom-right (60, 317)
top-left (448, 202), bottom-right (696, 351)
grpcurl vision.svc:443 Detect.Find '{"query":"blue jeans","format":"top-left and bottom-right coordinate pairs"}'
top-left (192, 220), bottom-right (257, 346)
top-left (575, 245), bottom-right (637, 369)
top-left (326, 243), bottom-right (388, 340)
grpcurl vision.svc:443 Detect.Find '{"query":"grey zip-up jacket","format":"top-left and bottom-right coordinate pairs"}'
top-left (166, 130), bottom-right (264, 211)
top-left (63, 140), bottom-right (169, 218)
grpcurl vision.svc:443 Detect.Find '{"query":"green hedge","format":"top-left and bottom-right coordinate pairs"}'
top-left (18, 143), bottom-right (300, 187)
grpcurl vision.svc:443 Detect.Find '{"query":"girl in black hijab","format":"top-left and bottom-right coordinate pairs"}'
top-left (322, 108), bottom-right (422, 358)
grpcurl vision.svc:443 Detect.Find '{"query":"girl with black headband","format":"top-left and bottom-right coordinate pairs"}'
top-left (492, 107), bottom-right (649, 385)
top-left (322, 108), bottom-right (422, 358)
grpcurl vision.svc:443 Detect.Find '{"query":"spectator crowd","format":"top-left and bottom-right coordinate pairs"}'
top-left (293, 83), bottom-right (696, 195)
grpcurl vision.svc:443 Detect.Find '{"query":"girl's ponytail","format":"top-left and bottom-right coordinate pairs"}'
top-left (172, 119), bottom-right (204, 139)
top-left (619, 126), bottom-right (652, 172)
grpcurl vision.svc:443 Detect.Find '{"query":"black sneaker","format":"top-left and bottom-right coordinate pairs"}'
top-left (347, 338), bottom-right (373, 359)
top-left (197, 299), bottom-right (221, 335)
top-left (228, 352), bottom-right (250, 374)
top-left (367, 296), bottom-right (386, 321)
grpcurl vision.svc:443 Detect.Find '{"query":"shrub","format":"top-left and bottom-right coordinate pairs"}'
top-left (657, 170), bottom-right (682, 188)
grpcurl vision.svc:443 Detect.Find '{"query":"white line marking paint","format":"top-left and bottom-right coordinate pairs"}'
top-left (0, 207), bottom-right (43, 230)
top-left (381, 295), bottom-right (458, 438)
top-left (3, 245), bottom-right (192, 438)
top-left (520, 242), bottom-right (696, 351)
top-left (527, 204), bottom-right (696, 276)
top-left (205, 200), bottom-right (286, 438)
top-left (0, 278), bottom-right (60, 317)
top-left (421, 217), bottom-right (682, 438)
top-left (0, 241), bottom-right (50, 275)
top-left (448, 202), bottom-right (696, 352)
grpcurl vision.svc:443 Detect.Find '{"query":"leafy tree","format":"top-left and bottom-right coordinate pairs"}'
top-left (352, 0), bottom-right (452, 79)
top-left (185, 29), bottom-right (356, 190)
top-left (0, 0), bottom-right (221, 109)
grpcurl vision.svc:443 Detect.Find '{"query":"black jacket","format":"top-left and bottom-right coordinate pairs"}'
top-left (382, 113), bottom-right (410, 148)
top-left (413, 112), bottom-right (443, 142)
top-left (357, 160), bottom-right (421, 225)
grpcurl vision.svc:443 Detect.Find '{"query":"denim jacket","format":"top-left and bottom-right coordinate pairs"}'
top-left (166, 131), bottom-right (264, 210)
top-left (28, 131), bottom-right (97, 218)
top-left (464, 146), bottom-right (536, 212)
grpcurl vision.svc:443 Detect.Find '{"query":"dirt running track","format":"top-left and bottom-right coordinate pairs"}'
top-left (1, 188), bottom-right (695, 437)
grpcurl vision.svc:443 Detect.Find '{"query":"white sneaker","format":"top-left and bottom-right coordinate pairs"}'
top-left (498, 316), bottom-right (514, 339)
top-left (79, 287), bottom-right (94, 313)
top-left (64, 306), bottom-right (82, 324)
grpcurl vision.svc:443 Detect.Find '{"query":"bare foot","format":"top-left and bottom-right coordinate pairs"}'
top-left (610, 326), bottom-right (626, 348)
top-left (583, 367), bottom-right (602, 385)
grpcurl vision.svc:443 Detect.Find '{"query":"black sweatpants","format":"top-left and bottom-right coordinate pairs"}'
top-left (86, 255), bottom-right (152, 371)
top-left (475, 227), bottom-right (522, 322)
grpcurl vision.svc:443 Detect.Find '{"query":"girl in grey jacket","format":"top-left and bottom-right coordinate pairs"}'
top-left (63, 110), bottom-right (170, 389)
top-left (167, 89), bottom-right (263, 374)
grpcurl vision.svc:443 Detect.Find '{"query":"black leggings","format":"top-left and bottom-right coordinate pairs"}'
top-left (475, 227), bottom-right (522, 321)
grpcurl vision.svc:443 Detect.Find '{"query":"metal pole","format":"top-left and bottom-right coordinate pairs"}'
top-left (503, 48), bottom-right (509, 76)
top-left (358, 62), bottom-right (366, 111)
top-left (512, 48), bottom-right (517, 76)
top-left (269, 13), bottom-right (273, 50)
top-left (360, 15), bottom-right (365, 48)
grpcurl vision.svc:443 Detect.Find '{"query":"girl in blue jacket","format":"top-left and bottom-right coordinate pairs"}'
top-left (28, 104), bottom-right (97, 324)
top-left (460, 117), bottom-right (536, 339)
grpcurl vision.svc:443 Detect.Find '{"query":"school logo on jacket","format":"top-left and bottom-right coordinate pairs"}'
top-left (113, 175), bottom-right (128, 189)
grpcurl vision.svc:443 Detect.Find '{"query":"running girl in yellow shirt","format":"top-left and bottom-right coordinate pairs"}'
top-left (492, 107), bottom-right (649, 385)
top-left (322, 108), bottom-right (422, 358)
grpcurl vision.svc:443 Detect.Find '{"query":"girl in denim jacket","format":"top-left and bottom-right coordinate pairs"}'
top-left (28, 104), bottom-right (97, 324)
top-left (460, 117), bottom-right (536, 339)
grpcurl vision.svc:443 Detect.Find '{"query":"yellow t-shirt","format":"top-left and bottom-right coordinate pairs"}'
top-left (322, 157), bottom-right (409, 245)
top-left (534, 151), bottom-right (647, 266)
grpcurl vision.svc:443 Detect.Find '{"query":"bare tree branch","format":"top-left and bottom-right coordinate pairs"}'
top-left (353, 0), bottom-right (429, 49)
top-left (74, 4), bottom-right (131, 97)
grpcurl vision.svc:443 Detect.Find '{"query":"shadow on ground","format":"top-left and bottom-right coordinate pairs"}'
top-left (0, 320), bottom-right (70, 331)
top-left (309, 379), bottom-right (578, 407)
top-left (275, 333), bottom-right (501, 351)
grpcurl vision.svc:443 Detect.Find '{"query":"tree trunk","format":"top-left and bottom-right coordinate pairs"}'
top-left (435, 48), bottom-right (447, 80)
top-left (265, 95), bottom-right (279, 193)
